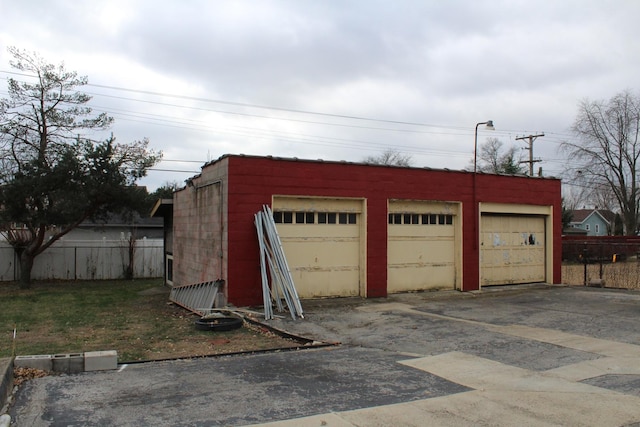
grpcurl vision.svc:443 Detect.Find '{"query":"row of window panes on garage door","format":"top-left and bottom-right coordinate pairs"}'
top-left (273, 211), bottom-right (358, 224)
top-left (389, 213), bottom-right (454, 225)
top-left (272, 211), bottom-right (453, 226)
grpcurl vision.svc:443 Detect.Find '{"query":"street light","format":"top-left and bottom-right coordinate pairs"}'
top-left (472, 120), bottom-right (495, 290)
top-left (474, 120), bottom-right (494, 173)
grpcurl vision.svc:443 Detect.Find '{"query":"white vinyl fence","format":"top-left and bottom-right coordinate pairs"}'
top-left (0, 238), bottom-right (163, 282)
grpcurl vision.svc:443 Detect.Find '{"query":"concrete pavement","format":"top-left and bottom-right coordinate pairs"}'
top-left (8, 284), bottom-right (640, 426)
top-left (0, 358), bottom-right (12, 416)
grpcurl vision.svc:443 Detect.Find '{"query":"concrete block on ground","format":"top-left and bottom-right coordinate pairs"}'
top-left (84, 350), bottom-right (118, 371)
top-left (14, 354), bottom-right (52, 371)
top-left (52, 353), bottom-right (84, 374)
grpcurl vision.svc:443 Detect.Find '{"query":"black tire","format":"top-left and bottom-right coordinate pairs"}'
top-left (194, 316), bottom-right (243, 332)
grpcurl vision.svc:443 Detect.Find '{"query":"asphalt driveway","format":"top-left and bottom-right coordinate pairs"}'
top-left (9, 284), bottom-right (640, 426)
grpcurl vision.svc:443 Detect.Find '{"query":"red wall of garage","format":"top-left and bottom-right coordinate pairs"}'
top-left (222, 155), bottom-right (561, 307)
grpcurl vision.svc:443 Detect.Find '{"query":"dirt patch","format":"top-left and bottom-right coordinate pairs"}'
top-left (106, 295), bottom-right (305, 362)
top-left (135, 308), bottom-right (303, 361)
top-left (1, 280), bottom-right (309, 363)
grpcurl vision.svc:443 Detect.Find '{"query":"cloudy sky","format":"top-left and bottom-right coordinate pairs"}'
top-left (1, 0), bottom-right (639, 191)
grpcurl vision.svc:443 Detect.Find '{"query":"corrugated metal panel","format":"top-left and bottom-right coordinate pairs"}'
top-left (169, 280), bottom-right (223, 315)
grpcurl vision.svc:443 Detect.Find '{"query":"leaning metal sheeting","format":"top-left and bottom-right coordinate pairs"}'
top-left (255, 212), bottom-right (273, 320)
top-left (255, 205), bottom-right (304, 320)
top-left (169, 280), bottom-right (223, 316)
top-left (263, 205), bottom-right (304, 319)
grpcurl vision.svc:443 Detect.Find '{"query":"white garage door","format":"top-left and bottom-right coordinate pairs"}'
top-left (273, 197), bottom-right (362, 298)
top-left (480, 214), bottom-right (546, 286)
top-left (387, 201), bottom-right (458, 292)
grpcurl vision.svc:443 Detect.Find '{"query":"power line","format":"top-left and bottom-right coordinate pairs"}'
top-left (160, 159), bottom-right (204, 164)
top-left (1, 71), bottom-right (534, 139)
top-left (1, 70), bottom-right (463, 131)
top-left (148, 168), bottom-right (200, 173)
top-left (0, 71), bottom-right (580, 171)
top-left (86, 102), bottom-right (482, 159)
top-left (87, 82), bottom-right (465, 130)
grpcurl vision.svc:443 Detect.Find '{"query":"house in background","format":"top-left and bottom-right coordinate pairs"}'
top-left (169, 154), bottom-right (562, 307)
top-left (65, 213), bottom-right (164, 241)
top-left (1, 213), bottom-right (163, 242)
top-left (568, 209), bottom-right (615, 236)
top-left (1, 185), bottom-right (165, 281)
top-left (0, 212), bottom-right (164, 282)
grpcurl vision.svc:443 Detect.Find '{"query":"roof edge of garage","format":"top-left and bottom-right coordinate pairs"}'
top-left (200, 153), bottom-right (561, 180)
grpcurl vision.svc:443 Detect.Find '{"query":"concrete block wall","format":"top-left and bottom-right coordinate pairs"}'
top-left (12, 351), bottom-right (117, 374)
top-left (84, 350), bottom-right (117, 371)
top-left (52, 353), bottom-right (84, 374)
top-left (173, 158), bottom-right (228, 289)
top-left (14, 354), bottom-right (53, 371)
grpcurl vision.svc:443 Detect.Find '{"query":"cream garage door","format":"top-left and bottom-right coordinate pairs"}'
top-left (480, 214), bottom-right (546, 286)
top-left (387, 201), bottom-right (457, 292)
top-left (272, 198), bottom-right (362, 298)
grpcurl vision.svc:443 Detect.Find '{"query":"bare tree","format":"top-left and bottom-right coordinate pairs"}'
top-left (474, 137), bottom-right (527, 174)
top-left (561, 179), bottom-right (588, 212)
top-left (363, 148), bottom-right (412, 166)
top-left (561, 90), bottom-right (640, 235)
top-left (563, 171), bottom-right (616, 211)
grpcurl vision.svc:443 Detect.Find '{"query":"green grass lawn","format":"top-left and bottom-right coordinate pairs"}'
top-left (0, 279), bottom-right (298, 362)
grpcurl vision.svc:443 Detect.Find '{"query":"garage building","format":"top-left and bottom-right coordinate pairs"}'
top-left (168, 154), bottom-right (561, 307)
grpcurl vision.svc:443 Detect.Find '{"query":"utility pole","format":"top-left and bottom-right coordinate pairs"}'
top-left (516, 133), bottom-right (544, 176)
